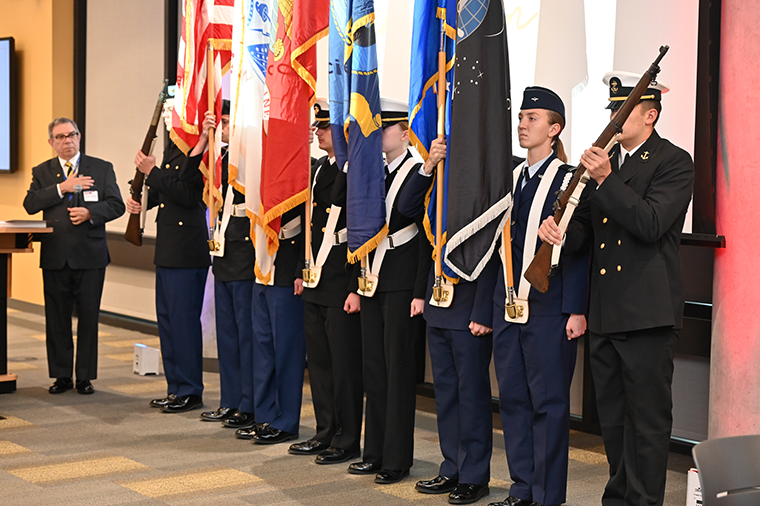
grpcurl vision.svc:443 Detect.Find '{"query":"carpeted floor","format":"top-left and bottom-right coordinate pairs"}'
top-left (0, 306), bottom-right (693, 505)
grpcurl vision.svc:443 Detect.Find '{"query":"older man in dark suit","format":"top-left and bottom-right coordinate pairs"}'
top-left (23, 117), bottom-right (125, 395)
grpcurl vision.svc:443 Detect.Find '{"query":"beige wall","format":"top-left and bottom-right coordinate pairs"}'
top-left (0, 0), bottom-right (74, 305)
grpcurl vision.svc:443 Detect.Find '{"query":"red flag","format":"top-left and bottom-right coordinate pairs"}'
top-left (257, 0), bottom-right (328, 261)
top-left (170, 0), bottom-right (233, 214)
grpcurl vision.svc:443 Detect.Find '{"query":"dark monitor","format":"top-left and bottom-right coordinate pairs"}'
top-left (0, 37), bottom-right (16, 173)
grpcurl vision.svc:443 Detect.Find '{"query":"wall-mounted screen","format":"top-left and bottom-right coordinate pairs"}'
top-left (0, 37), bottom-right (16, 173)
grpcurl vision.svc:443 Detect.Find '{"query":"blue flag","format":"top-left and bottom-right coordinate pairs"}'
top-left (443, 0), bottom-right (513, 281)
top-left (329, 0), bottom-right (387, 262)
top-left (408, 0), bottom-right (458, 280)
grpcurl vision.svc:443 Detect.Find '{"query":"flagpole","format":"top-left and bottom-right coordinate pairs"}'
top-left (206, 41), bottom-right (218, 251)
top-left (303, 125), bottom-right (313, 282)
top-left (432, 18), bottom-right (452, 306)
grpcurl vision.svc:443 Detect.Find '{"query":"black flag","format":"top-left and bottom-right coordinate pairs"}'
top-left (443, 0), bottom-right (512, 281)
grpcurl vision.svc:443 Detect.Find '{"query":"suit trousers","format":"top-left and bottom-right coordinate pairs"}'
top-left (303, 301), bottom-right (363, 451)
top-left (428, 326), bottom-right (493, 485)
top-left (493, 313), bottom-right (577, 505)
top-left (252, 283), bottom-right (305, 434)
top-left (360, 290), bottom-right (423, 471)
top-left (589, 328), bottom-right (678, 506)
top-left (214, 279), bottom-right (255, 413)
top-left (155, 266), bottom-right (207, 398)
top-left (42, 265), bottom-right (106, 380)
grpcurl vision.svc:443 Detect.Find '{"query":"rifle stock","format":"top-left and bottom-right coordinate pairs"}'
top-left (523, 46), bottom-right (669, 293)
top-left (124, 80), bottom-right (169, 246)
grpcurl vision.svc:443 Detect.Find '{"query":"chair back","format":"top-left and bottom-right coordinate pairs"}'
top-left (692, 434), bottom-right (760, 506)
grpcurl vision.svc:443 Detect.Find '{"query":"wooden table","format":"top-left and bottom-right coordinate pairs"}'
top-left (0, 225), bottom-right (52, 393)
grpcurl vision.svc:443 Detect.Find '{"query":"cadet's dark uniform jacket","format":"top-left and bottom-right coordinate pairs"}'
top-left (564, 130), bottom-right (694, 334)
top-left (146, 141), bottom-right (210, 269)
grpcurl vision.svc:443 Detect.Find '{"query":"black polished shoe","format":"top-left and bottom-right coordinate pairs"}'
top-left (416, 475), bottom-right (459, 494)
top-left (49, 378), bottom-right (73, 394)
top-left (149, 394), bottom-right (176, 408)
top-left (161, 395), bottom-right (203, 413)
top-left (488, 496), bottom-right (533, 506)
top-left (223, 411), bottom-right (256, 428)
top-left (235, 426), bottom-right (258, 440)
top-left (315, 447), bottom-right (360, 465)
top-left (200, 407), bottom-right (234, 421)
top-left (374, 469), bottom-right (410, 484)
top-left (251, 424), bottom-right (297, 445)
top-left (75, 380), bottom-right (94, 395)
top-left (449, 483), bottom-right (489, 504)
top-left (348, 461), bottom-right (380, 475)
top-left (288, 438), bottom-right (329, 455)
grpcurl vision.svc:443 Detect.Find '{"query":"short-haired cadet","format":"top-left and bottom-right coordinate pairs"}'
top-left (539, 72), bottom-right (694, 506)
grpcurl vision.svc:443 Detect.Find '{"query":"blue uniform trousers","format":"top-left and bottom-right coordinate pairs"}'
top-left (252, 283), bottom-right (305, 434)
top-left (428, 326), bottom-right (493, 485)
top-left (493, 312), bottom-right (577, 505)
top-left (214, 279), bottom-right (255, 413)
top-left (155, 266), bottom-right (207, 398)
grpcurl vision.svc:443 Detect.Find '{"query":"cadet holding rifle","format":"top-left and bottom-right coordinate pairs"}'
top-left (538, 66), bottom-right (694, 506)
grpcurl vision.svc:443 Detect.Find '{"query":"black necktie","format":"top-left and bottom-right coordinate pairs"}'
top-left (624, 153), bottom-right (631, 165)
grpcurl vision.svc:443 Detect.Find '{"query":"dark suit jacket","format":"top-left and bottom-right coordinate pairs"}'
top-left (493, 154), bottom-right (590, 316)
top-left (146, 142), bottom-right (211, 269)
top-left (23, 154), bottom-right (125, 270)
top-left (398, 167), bottom-right (497, 331)
top-left (564, 130), bottom-right (694, 334)
top-left (212, 150), bottom-right (255, 282)
top-left (299, 156), bottom-right (354, 307)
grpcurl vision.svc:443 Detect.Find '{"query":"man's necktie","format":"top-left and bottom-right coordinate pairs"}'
top-left (624, 153), bottom-right (631, 165)
top-left (65, 161), bottom-right (74, 178)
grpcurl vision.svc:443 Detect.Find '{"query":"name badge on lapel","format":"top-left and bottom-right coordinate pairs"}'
top-left (83, 190), bottom-right (99, 202)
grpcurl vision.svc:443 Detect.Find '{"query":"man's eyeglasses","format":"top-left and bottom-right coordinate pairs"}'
top-left (53, 132), bottom-right (80, 141)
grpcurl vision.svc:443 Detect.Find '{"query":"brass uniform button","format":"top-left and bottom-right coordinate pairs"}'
top-left (160, 203), bottom-right (165, 208)
top-left (313, 202), bottom-right (317, 207)
top-left (600, 268), bottom-right (606, 275)
top-left (56, 173), bottom-right (61, 177)
top-left (617, 265), bottom-right (621, 272)
top-left (175, 165), bottom-right (180, 170)
top-left (603, 217), bottom-right (608, 224)
top-left (600, 243), bottom-right (605, 249)
top-left (321, 227), bottom-right (326, 233)
top-left (178, 221), bottom-right (183, 226)
top-left (618, 239), bottom-right (621, 246)
top-left (291, 240), bottom-right (296, 245)
top-left (244, 237), bottom-right (250, 241)
top-left (326, 208), bottom-right (331, 213)
top-left (165, 164), bottom-right (170, 169)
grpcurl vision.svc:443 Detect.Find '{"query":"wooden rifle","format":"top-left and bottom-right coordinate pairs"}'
top-left (523, 46), bottom-right (669, 293)
top-left (124, 80), bottom-right (169, 246)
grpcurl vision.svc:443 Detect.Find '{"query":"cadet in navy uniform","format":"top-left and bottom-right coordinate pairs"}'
top-left (398, 130), bottom-right (499, 506)
top-left (539, 73), bottom-right (694, 506)
top-left (347, 99), bottom-right (427, 484)
top-left (24, 118), bottom-right (125, 395)
top-left (199, 101), bottom-right (257, 429)
top-left (287, 99), bottom-right (364, 464)
top-left (239, 203), bottom-right (305, 444)
top-left (127, 110), bottom-right (214, 413)
top-left (489, 87), bottom-right (590, 506)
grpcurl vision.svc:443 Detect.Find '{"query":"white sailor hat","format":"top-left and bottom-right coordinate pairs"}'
top-left (380, 98), bottom-right (409, 127)
top-left (603, 71), bottom-right (670, 110)
top-left (312, 97), bottom-right (330, 128)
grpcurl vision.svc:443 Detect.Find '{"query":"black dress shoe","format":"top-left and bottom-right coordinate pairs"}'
top-left (416, 475), bottom-right (459, 494)
top-left (449, 483), bottom-right (489, 504)
top-left (315, 447), bottom-right (360, 465)
top-left (75, 380), bottom-right (94, 395)
top-left (149, 394), bottom-right (176, 408)
top-left (161, 395), bottom-right (203, 413)
top-left (288, 438), bottom-right (329, 455)
top-left (488, 496), bottom-right (533, 506)
top-left (49, 378), bottom-right (73, 394)
top-left (200, 407), bottom-right (234, 421)
top-left (251, 424), bottom-right (297, 445)
top-left (374, 469), bottom-right (410, 484)
top-left (223, 411), bottom-right (256, 428)
top-left (348, 461), bottom-right (380, 475)
top-left (235, 426), bottom-right (256, 440)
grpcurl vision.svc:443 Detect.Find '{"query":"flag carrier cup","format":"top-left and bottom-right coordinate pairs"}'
top-left (502, 220), bottom-right (528, 324)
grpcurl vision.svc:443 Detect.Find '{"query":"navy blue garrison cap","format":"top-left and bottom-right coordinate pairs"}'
top-left (520, 86), bottom-right (565, 121)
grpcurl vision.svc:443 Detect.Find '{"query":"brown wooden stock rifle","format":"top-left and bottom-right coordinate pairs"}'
top-left (124, 80), bottom-right (169, 246)
top-left (522, 46), bottom-right (669, 293)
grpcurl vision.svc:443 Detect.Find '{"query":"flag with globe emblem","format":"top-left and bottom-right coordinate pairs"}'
top-left (443, 0), bottom-right (513, 281)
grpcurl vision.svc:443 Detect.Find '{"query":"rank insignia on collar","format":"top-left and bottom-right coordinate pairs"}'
top-left (641, 151), bottom-right (650, 160)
